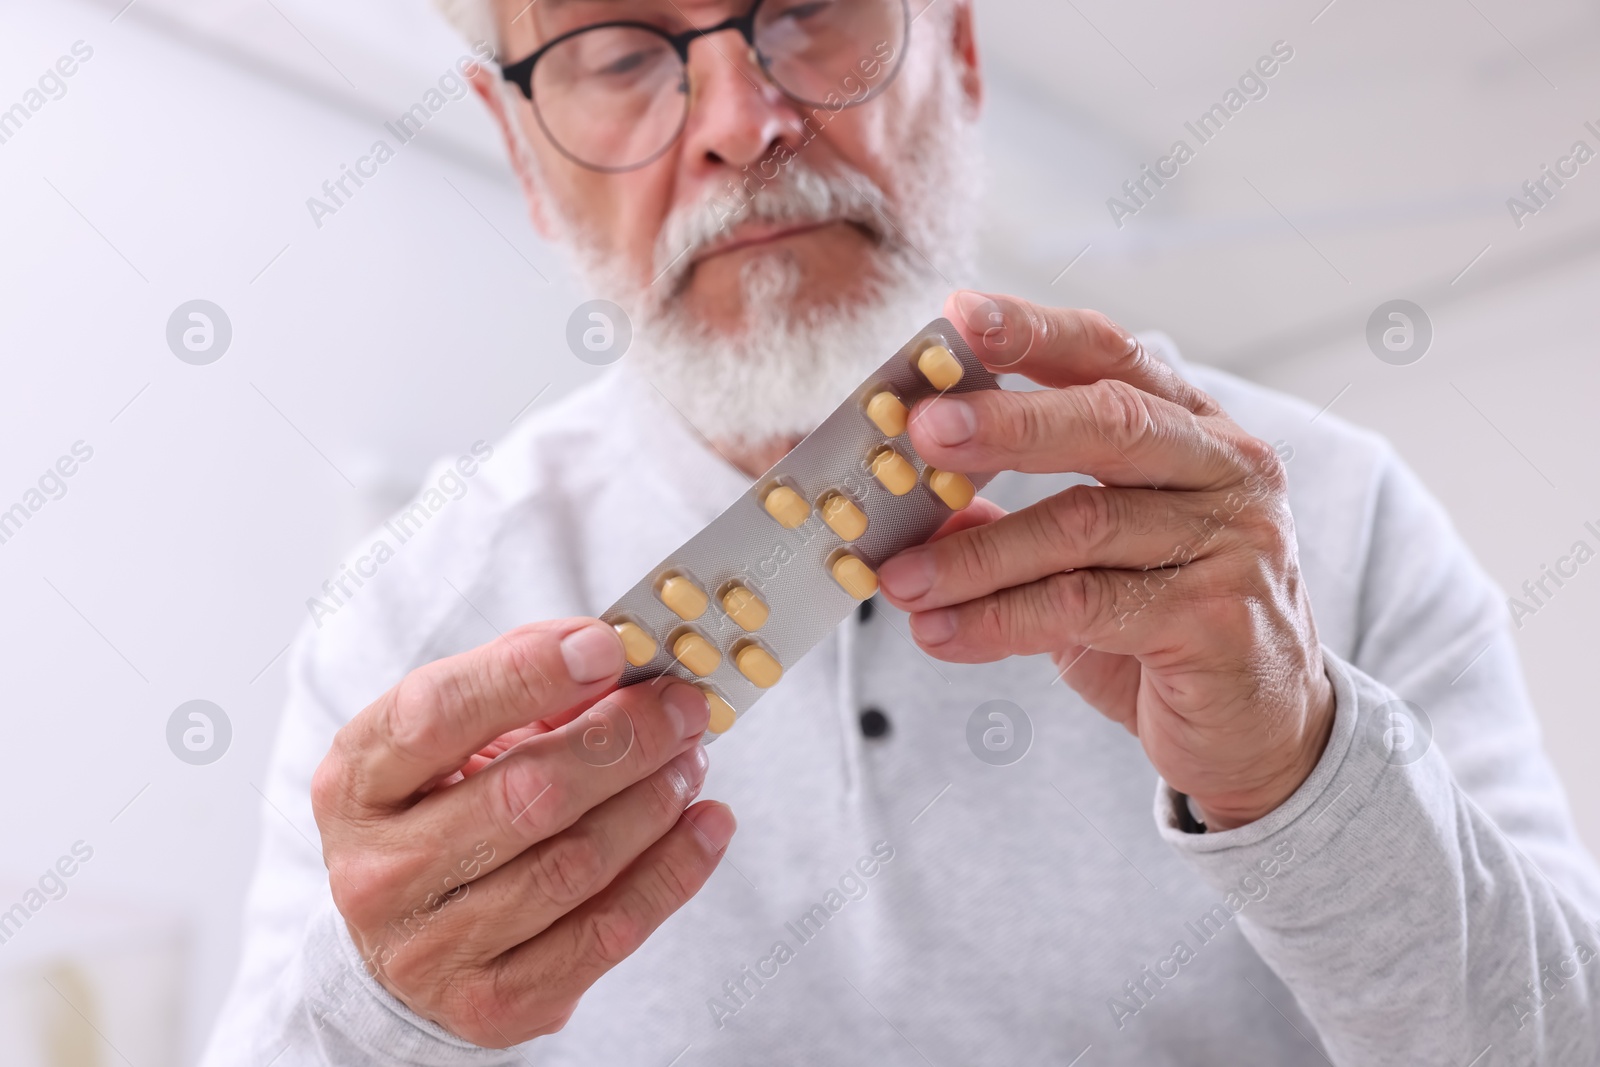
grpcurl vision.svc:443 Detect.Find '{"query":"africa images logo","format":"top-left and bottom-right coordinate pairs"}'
top-left (304, 42), bottom-right (495, 230)
top-left (1106, 841), bottom-right (1297, 1031)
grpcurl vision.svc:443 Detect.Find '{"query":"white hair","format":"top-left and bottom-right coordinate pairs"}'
top-left (433, 0), bottom-right (497, 51)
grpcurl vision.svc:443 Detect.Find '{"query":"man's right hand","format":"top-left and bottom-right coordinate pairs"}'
top-left (310, 618), bottom-right (735, 1048)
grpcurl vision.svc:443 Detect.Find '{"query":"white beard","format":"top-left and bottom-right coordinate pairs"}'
top-left (559, 60), bottom-right (983, 448)
top-left (624, 247), bottom-right (943, 446)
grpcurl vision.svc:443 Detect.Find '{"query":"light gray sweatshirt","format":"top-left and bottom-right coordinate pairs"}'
top-left (202, 340), bottom-right (1600, 1066)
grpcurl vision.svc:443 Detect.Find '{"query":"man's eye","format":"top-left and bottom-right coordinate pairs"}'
top-left (770, 1), bottom-right (831, 24)
top-left (596, 50), bottom-right (651, 77)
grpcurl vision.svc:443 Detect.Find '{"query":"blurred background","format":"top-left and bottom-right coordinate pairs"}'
top-left (2, 0), bottom-right (1597, 1061)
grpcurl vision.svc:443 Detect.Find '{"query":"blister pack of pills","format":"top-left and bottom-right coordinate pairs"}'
top-left (601, 319), bottom-right (1002, 742)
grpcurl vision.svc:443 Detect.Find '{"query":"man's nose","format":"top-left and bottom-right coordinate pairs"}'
top-left (679, 30), bottom-right (805, 172)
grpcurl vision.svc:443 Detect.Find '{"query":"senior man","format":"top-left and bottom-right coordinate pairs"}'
top-left (205, 1), bottom-right (1600, 1064)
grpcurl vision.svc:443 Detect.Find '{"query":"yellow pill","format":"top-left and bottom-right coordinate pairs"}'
top-left (818, 492), bottom-right (868, 541)
top-left (928, 468), bottom-right (976, 511)
top-left (659, 575), bottom-right (708, 620)
top-left (868, 448), bottom-right (917, 496)
top-left (612, 621), bottom-right (657, 667)
top-left (735, 644), bottom-right (783, 689)
top-left (866, 391), bottom-right (908, 437)
top-left (673, 632), bottom-right (721, 677)
top-left (701, 687), bottom-right (737, 734)
top-left (763, 485), bottom-right (809, 529)
top-left (721, 585), bottom-right (769, 632)
top-left (831, 554), bottom-right (878, 600)
top-left (917, 344), bottom-right (964, 390)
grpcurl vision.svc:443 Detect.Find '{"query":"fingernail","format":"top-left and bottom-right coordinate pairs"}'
top-left (689, 803), bottom-right (737, 852)
top-left (951, 288), bottom-right (1026, 355)
top-left (912, 607), bottom-right (959, 646)
top-left (921, 396), bottom-right (976, 446)
top-left (951, 288), bottom-right (996, 327)
top-left (879, 549), bottom-right (935, 600)
top-left (668, 745), bottom-right (709, 801)
top-left (662, 682), bottom-right (710, 739)
top-left (560, 623), bottom-right (625, 684)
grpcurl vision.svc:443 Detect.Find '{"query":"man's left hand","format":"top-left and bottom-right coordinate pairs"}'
top-left (877, 291), bottom-right (1335, 830)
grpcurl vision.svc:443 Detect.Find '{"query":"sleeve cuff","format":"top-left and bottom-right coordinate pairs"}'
top-left (1152, 645), bottom-right (1444, 877)
top-left (296, 901), bottom-right (519, 1064)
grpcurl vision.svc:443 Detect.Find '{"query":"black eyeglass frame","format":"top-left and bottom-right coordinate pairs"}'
top-left (499, 0), bottom-right (912, 173)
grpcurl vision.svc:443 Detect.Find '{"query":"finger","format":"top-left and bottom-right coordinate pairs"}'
top-left (943, 290), bottom-right (1219, 416)
top-left (398, 744), bottom-right (711, 961)
top-left (491, 801), bottom-right (736, 1021)
top-left (1052, 644), bottom-right (1141, 732)
top-left (375, 678), bottom-right (711, 905)
top-left (925, 496), bottom-right (1006, 544)
top-left (457, 725), bottom-right (548, 779)
top-left (909, 382), bottom-right (1263, 492)
top-left (325, 619), bottom-right (627, 814)
top-left (907, 564), bottom-right (1216, 663)
top-left (879, 485), bottom-right (1241, 612)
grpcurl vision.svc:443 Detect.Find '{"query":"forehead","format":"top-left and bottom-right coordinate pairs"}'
top-left (522, 0), bottom-right (744, 37)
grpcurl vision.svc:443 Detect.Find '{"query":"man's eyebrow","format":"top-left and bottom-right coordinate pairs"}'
top-left (519, 0), bottom-right (712, 34)
top-left (535, 0), bottom-right (707, 14)
top-left (512, 0), bottom-right (619, 31)
top-left (537, 0), bottom-right (628, 10)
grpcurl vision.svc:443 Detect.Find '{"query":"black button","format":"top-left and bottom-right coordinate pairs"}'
top-left (859, 707), bottom-right (890, 739)
top-left (857, 598), bottom-right (875, 623)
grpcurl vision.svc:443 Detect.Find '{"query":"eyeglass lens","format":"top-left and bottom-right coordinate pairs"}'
top-left (530, 0), bottom-right (907, 172)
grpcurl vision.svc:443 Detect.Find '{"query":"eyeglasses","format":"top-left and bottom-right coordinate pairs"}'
top-left (500, 0), bottom-right (911, 173)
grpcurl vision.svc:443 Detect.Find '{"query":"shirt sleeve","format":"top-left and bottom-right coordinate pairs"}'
top-left (1156, 446), bottom-right (1600, 1066)
top-left (196, 631), bottom-right (526, 1066)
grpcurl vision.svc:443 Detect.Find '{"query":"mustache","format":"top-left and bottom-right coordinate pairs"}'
top-left (651, 159), bottom-right (894, 291)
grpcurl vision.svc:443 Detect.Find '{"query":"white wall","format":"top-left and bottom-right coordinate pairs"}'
top-left (0, 1), bottom-right (589, 1060)
top-left (1246, 252), bottom-right (1600, 856)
